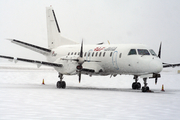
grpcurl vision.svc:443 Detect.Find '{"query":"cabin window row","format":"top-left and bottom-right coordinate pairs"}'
top-left (67, 52), bottom-right (122, 58)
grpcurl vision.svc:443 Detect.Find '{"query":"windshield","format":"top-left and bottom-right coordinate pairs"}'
top-left (137, 49), bottom-right (150, 55)
top-left (128, 49), bottom-right (137, 55)
top-left (149, 49), bottom-right (157, 56)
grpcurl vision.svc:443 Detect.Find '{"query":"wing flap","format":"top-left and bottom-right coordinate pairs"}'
top-left (82, 68), bottom-right (95, 73)
top-left (0, 55), bottom-right (62, 68)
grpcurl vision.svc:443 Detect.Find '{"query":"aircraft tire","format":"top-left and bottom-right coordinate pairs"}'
top-left (56, 81), bottom-right (66, 89)
top-left (61, 81), bottom-right (66, 89)
top-left (142, 86), bottom-right (149, 92)
top-left (132, 82), bottom-right (141, 89)
top-left (56, 81), bottom-right (61, 88)
top-left (137, 82), bottom-right (141, 89)
top-left (132, 82), bottom-right (137, 89)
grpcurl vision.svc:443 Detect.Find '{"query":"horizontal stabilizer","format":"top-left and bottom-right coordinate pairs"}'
top-left (0, 55), bottom-right (62, 68)
top-left (8, 39), bottom-right (52, 56)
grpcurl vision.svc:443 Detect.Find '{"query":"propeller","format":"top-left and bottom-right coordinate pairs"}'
top-left (155, 42), bottom-right (162, 84)
top-left (76, 40), bottom-right (84, 83)
top-left (61, 40), bottom-right (101, 83)
top-left (158, 42), bottom-right (162, 58)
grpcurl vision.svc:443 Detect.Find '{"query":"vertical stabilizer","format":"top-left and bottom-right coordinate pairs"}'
top-left (46, 7), bottom-right (77, 49)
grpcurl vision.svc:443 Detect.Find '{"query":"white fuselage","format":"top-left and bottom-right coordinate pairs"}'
top-left (47, 44), bottom-right (163, 76)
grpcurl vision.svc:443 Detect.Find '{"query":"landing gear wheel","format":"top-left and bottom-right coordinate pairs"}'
top-left (132, 82), bottom-right (141, 90)
top-left (61, 81), bottom-right (66, 89)
top-left (142, 86), bottom-right (149, 92)
top-left (56, 81), bottom-right (66, 89)
top-left (137, 82), bottom-right (141, 89)
top-left (56, 81), bottom-right (61, 88)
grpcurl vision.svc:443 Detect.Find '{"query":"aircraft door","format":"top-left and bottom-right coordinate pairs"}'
top-left (86, 49), bottom-right (93, 62)
top-left (112, 51), bottom-right (119, 70)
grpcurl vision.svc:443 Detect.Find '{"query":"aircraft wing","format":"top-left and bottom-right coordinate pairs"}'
top-left (163, 63), bottom-right (180, 68)
top-left (8, 39), bottom-right (52, 56)
top-left (0, 55), bottom-right (62, 68)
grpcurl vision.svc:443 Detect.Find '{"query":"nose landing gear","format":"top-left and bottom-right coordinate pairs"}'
top-left (142, 78), bottom-right (151, 92)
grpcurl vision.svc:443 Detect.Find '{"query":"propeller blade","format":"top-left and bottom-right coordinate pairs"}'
top-left (155, 77), bottom-right (158, 84)
top-left (79, 71), bottom-right (81, 83)
top-left (158, 42), bottom-right (162, 58)
top-left (80, 40), bottom-right (83, 57)
top-left (77, 39), bottom-right (83, 83)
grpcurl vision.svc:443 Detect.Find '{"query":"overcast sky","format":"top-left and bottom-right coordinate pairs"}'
top-left (0, 0), bottom-right (180, 63)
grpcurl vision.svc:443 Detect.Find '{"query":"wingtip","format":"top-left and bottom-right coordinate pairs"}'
top-left (6, 38), bottom-right (13, 41)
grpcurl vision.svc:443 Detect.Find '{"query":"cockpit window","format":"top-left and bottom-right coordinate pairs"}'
top-left (149, 49), bottom-right (157, 56)
top-left (128, 49), bottom-right (137, 55)
top-left (137, 49), bottom-right (150, 55)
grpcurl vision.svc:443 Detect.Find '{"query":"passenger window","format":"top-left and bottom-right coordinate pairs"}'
top-left (149, 49), bottom-right (157, 56)
top-left (95, 52), bottom-right (98, 57)
top-left (84, 52), bottom-right (87, 57)
top-left (103, 52), bottom-right (106, 57)
top-left (88, 52), bottom-right (90, 57)
top-left (71, 52), bottom-right (73, 55)
top-left (78, 52), bottom-right (80, 55)
top-left (92, 52), bottom-right (94, 57)
top-left (138, 49), bottom-right (150, 55)
top-left (128, 49), bottom-right (137, 55)
top-left (119, 53), bottom-right (122, 58)
top-left (74, 52), bottom-right (76, 55)
top-left (110, 52), bottom-right (112, 57)
top-left (99, 52), bottom-right (102, 57)
top-left (68, 52), bottom-right (70, 55)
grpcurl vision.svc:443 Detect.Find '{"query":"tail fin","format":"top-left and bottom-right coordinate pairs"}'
top-left (46, 7), bottom-right (77, 49)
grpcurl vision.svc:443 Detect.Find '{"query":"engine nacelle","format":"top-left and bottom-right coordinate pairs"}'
top-left (53, 55), bottom-right (79, 75)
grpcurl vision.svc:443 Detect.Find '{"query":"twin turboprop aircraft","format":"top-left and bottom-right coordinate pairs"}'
top-left (0, 7), bottom-right (180, 92)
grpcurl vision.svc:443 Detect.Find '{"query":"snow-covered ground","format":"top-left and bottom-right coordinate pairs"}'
top-left (0, 65), bottom-right (180, 120)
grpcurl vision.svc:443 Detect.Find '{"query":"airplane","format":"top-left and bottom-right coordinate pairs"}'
top-left (0, 7), bottom-right (180, 92)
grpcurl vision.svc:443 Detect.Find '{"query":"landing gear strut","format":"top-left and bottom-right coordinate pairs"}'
top-left (56, 73), bottom-right (66, 89)
top-left (142, 78), bottom-right (150, 92)
top-left (132, 76), bottom-right (141, 90)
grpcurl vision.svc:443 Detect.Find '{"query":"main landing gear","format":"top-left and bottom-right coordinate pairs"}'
top-left (56, 73), bottom-right (66, 89)
top-left (132, 76), bottom-right (141, 90)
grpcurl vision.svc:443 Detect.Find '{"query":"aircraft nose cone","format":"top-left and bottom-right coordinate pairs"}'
top-left (149, 59), bottom-right (163, 73)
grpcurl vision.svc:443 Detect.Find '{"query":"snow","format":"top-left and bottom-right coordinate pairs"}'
top-left (0, 66), bottom-right (180, 120)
